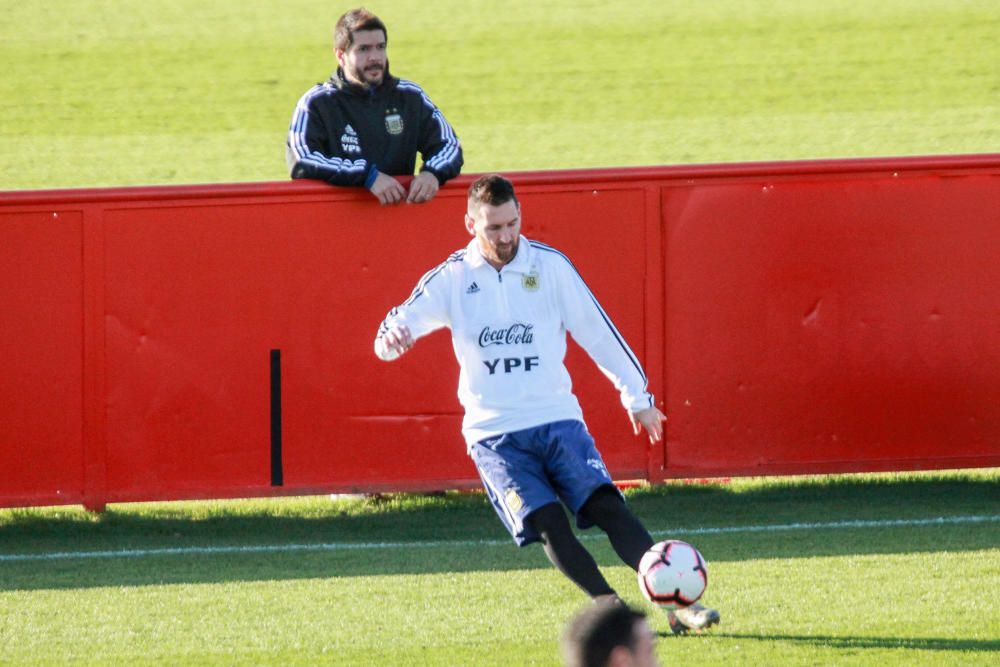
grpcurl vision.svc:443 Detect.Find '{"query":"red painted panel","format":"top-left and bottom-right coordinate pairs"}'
top-left (663, 172), bottom-right (1000, 476)
top-left (310, 185), bottom-right (653, 488)
top-left (0, 210), bottom-right (84, 505)
top-left (101, 186), bottom-right (650, 500)
top-left (2, 154), bottom-right (999, 508)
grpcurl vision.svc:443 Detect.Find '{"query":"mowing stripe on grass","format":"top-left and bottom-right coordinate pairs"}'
top-left (1, 515), bottom-right (997, 563)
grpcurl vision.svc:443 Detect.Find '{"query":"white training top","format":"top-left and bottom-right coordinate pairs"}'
top-left (375, 236), bottom-right (654, 446)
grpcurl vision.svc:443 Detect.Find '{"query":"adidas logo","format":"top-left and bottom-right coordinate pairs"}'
top-left (466, 282), bottom-right (480, 294)
top-left (341, 124), bottom-right (360, 154)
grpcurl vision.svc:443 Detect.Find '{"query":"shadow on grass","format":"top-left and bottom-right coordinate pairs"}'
top-left (1, 472), bottom-right (996, 591)
top-left (696, 632), bottom-right (1000, 654)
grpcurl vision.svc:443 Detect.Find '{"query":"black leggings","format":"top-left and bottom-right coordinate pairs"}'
top-left (579, 486), bottom-right (654, 571)
top-left (526, 487), bottom-right (654, 598)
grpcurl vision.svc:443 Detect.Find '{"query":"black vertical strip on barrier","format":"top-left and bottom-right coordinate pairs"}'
top-left (270, 349), bottom-right (284, 486)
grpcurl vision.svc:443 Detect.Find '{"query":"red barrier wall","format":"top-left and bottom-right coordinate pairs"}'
top-left (2, 155), bottom-right (999, 509)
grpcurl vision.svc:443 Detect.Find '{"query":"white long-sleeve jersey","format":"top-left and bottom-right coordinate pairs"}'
top-left (375, 235), bottom-right (654, 446)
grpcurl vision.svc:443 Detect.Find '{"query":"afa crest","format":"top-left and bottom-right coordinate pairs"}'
top-left (504, 488), bottom-right (523, 512)
top-left (521, 272), bottom-right (540, 291)
top-left (385, 112), bottom-right (404, 135)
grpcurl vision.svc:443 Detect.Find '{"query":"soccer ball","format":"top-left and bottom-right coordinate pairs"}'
top-left (637, 540), bottom-right (708, 610)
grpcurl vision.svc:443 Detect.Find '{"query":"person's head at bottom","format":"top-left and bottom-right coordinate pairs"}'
top-left (561, 600), bottom-right (661, 667)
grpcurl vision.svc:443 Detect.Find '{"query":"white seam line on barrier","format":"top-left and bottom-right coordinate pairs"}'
top-left (0, 514), bottom-right (997, 563)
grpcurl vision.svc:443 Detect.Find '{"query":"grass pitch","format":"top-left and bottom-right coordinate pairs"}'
top-left (2, 471), bottom-right (998, 665)
top-left (1, 0), bottom-right (998, 189)
top-left (2, 2), bottom-right (999, 665)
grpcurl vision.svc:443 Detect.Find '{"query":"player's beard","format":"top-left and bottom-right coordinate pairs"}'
top-left (351, 61), bottom-right (385, 87)
top-left (492, 238), bottom-right (518, 265)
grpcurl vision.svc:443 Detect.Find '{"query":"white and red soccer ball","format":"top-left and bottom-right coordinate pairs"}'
top-left (637, 540), bottom-right (708, 610)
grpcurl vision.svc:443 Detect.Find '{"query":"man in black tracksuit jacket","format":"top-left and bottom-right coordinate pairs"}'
top-left (286, 8), bottom-right (463, 205)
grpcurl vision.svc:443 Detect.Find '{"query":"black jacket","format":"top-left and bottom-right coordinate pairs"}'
top-left (286, 68), bottom-right (463, 188)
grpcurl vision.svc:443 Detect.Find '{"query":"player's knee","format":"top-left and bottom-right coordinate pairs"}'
top-left (581, 486), bottom-right (628, 527)
top-left (527, 502), bottom-right (570, 539)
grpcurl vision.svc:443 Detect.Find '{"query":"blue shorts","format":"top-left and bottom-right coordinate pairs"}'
top-left (469, 419), bottom-right (620, 547)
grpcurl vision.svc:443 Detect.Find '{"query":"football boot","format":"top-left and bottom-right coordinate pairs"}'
top-left (667, 602), bottom-right (720, 635)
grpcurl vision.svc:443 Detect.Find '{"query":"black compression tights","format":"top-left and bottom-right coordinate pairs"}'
top-left (528, 502), bottom-right (615, 598)
top-left (579, 486), bottom-right (655, 571)
top-left (526, 488), bottom-right (655, 598)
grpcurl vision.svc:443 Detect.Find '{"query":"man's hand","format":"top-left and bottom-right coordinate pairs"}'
top-left (406, 171), bottom-right (439, 204)
top-left (374, 324), bottom-right (414, 361)
top-left (369, 171), bottom-right (407, 205)
top-left (629, 406), bottom-right (667, 443)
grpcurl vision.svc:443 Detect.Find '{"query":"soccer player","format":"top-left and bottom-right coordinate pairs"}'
top-left (374, 174), bottom-right (719, 634)
top-left (562, 600), bottom-right (660, 667)
top-left (286, 8), bottom-right (463, 205)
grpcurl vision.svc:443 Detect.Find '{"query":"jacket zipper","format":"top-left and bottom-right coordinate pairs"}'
top-left (497, 269), bottom-right (511, 318)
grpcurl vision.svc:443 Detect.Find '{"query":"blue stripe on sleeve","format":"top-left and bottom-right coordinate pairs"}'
top-left (376, 250), bottom-right (466, 339)
top-left (528, 241), bottom-right (648, 387)
top-left (287, 84), bottom-right (369, 177)
top-left (397, 80), bottom-right (462, 173)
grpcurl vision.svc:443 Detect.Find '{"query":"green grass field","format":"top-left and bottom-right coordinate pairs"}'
top-left (1, 0), bottom-right (998, 189)
top-left (2, 2), bottom-right (999, 664)
top-left (2, 471), bottom-right (998, 665)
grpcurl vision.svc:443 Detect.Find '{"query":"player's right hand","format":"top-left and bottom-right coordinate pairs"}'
top-left (369, 172), bottom-right (407, 205)
top-left (374, 324), bottom-right (414, 361)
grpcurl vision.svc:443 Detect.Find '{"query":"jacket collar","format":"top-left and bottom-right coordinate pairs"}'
top-left (465, 235), bottom-right (533, 274)
top-left (329, 67), bottom-right (398, 96)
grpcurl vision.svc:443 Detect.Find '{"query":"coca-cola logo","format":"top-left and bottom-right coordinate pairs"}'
top-left (478, 323), bottom-right (535, 347)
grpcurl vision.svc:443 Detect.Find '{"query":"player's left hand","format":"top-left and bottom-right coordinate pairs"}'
top-left (406, 171), bottom-right (439, 204)
top-left (630, 406), bottom-right (667, 443)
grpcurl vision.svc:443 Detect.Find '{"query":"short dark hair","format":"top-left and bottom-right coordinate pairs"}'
top-left (467, 174), bottom-right (519, 208)
top-left (334, 7), bottom-right (387, 51)
top-left (561, 601), bottom-right (647, 667)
